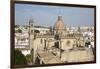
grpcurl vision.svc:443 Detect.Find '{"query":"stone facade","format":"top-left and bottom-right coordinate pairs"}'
top-left (61, 48), bottom-right (94, 62)
top-left (22, 15), bottom-right (94, 64)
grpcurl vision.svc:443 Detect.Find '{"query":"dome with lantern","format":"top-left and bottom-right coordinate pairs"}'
top-left (54, 16), bottom-right (66, 30)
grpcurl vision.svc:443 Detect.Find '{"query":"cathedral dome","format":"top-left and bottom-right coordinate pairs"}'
top-left (54, 16), bottom-right (65, 30)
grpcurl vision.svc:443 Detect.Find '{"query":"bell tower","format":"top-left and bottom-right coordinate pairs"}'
top-left (28, 18), bottom-right (35, 49)
top-left (29, 18), bottom-right (36, 64)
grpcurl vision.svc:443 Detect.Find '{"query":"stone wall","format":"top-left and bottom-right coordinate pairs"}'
top-left (61, 48), bottom-right (94, 62)
top-left (61, 38), bottom-right (76, 50)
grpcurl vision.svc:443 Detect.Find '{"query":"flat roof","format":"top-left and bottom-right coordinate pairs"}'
top-left (37, 51), bottom-right (62, 64)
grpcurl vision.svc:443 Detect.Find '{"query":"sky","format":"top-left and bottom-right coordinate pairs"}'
top-left (15, 4), bottom-right (94, 27)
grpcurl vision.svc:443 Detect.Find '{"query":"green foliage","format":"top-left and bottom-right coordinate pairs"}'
top-left (18, 29), bottom-right (22, 33)
top-left (26, 54), bottom-right (32, 63)
top-left (15, 29), bottom-right (22, 33)
top-left (15, 25), bottom-right (20, 28)
top-left (34, 30), bottom-right (40, 33)
top-left (15, 49), bottom-right (27, 65)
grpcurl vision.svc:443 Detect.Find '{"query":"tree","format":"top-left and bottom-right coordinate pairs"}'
top-left (50, 26), bottom-right (52, 32)
top-left (15, 25), bottom-right (20, 28)
top-left (25, 49), bottom-right (34, 64)
top-left (17, 29), bottom-right (22, 33)
top-left (15, 49), bottom-right (27, 65)
top-left (15, 29), bottom-right (22, 33)
top-left (34, 30), bottom-right (40, 33)
top-left (25, 54), bottom-right (32, 64)
top-left (77, 26), bottom-right (81, 32)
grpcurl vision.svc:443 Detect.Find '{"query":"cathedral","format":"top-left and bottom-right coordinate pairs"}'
top-left (29, 15), bottom-right (84, 51)
top-left (15, 15), bottom-right (94, 64)
top-left (26, 15), bottom-right (94, 64)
